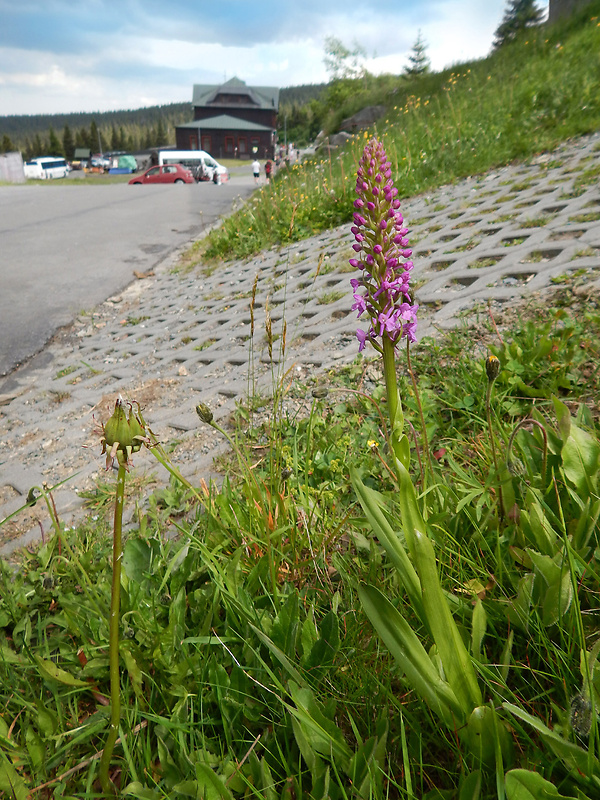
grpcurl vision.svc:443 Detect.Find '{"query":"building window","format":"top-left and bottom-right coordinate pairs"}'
top-left (238, 137), bottom-right (247, 156)
top-left (201, 136), bottom-right (212, 152)
top-left (225, 136), bottom-right (234, 155)
top-left (189, 134), bottom-right (198, 150)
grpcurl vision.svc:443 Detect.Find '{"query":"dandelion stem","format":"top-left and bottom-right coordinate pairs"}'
top-left (99, 462), bottom-right (126, 796)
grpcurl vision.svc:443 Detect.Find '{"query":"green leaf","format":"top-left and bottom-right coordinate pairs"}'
top-left (413, 531), bottom-right (482, 715)
top-left (542, 568), bottom-right (573, 627)
top-left (561, 421), bottom-right (600, 496)
top-left (459, 770), bottom-right (482, 800)
top-left (287, 681), bottom-right (352, 768)
top-left (0, 760), bottom-right (28, 800)
top-left (351, 469), bottom-right (423, 620)
top-left (503, 703), bottom-right (600, 778)
top-left (505, 768), bottom-right (575, 799)
top-left (250, 624), bottom-right (308, 689)
top-left (359, 584), bottom-right (463, 727)
top-left (34, 656), bottom-right (88, 687)
top-left (122, 647), bottom-right (144, 702)
top-left (271, 591), bottom-right (300, 657)
top-left (194, 763), bottom-right (235, 800)
top-left (394, 459), bottom-right (427, 560)
top-left (25, 727), bottom-right (45, 774)
top-left (122, 537), bottom-right (160, 584)
top-left (472, 599), bottom-right (487, 662)
top-left (304, 611), bottom-right (340, 679)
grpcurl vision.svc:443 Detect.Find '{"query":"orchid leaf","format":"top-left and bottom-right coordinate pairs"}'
top-left (413, 530), bottom-right (482, 714)
top-left (359, 584), bottom-right (463, 727)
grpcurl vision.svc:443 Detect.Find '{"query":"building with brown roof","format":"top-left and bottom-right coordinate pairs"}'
top-left (175, 77), bottom-right (279, 159)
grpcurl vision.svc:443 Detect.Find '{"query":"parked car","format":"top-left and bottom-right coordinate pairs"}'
top-left (129, 164), bottom-right (195, 185)
top-left (157, 150), bottom-right (229, 183)
top-left (90, 154), bottom-right (111, 170)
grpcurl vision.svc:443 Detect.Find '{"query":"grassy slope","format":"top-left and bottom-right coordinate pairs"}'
top-left (201, 1), bottom-right (600, 263)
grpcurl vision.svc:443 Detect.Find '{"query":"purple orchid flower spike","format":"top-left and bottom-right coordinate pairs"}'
top-left (349, 138), bottom-right (418, 354)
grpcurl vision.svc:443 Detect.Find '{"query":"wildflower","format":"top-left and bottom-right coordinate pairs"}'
top-left (349, 138), bottom-right (418, 354)
top-left (485, 355), bottom-right (500, 382)
top-left (196, 402), bottom-right (214, 424)
top-left (100, 398), bottom-right (147, 468)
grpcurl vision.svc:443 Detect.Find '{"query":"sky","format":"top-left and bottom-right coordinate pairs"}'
top-left (0, 0), bottom-right (550, 117)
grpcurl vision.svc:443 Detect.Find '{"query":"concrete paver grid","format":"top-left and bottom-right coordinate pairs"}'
top-left (1, 131), bottom-right (600, 554)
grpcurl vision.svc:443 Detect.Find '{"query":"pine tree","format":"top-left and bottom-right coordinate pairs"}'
top-left (48, 126), bottom-right (63, 156)
top-left (1, 134), bottom-right (15, 153)
top-left (62, 124), bottom-right (74, 160)
top-left (89, 120), bottom-right (101, 153)
top-left (404, 31), bottom-right (431, 76)
top-left (32, 133), bottom-right (44, 157)
top-left (111, 126), bottom-right (119, 151)
top-left (493, 0), bottom-right (544, 48)
top-left (155, 116), bottom-right (168, 147)
top-left (75, 128), bottom-right (88, 150)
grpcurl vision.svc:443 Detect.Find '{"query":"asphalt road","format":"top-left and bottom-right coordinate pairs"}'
top-left (0, 173), bottom-right (255, 376)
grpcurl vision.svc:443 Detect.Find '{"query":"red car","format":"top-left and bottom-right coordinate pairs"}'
top-left (129, 164), bottom-right (195, 185)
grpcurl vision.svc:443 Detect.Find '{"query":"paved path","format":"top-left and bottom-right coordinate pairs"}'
top-left (0, 177), bottom-right (255, 376)
top-left (1, 132), bottom-right (600, 554)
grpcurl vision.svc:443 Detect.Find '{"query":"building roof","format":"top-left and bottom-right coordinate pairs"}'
top-left (178, 114), bottom-right (274, 132)
top-left (192, 77), bottom-right (279, 111)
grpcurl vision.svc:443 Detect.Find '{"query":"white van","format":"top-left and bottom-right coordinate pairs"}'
top-left (24, 157), bottom-right (70, 180)
top-left (157, 150), bottom-right (229, 183)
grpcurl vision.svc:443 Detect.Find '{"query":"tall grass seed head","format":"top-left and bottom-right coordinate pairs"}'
top-left (349, 137), bottom-right (418, 353)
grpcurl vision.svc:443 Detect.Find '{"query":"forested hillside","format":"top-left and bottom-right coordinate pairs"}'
top-left (0, 84), bottom-right (328, 159)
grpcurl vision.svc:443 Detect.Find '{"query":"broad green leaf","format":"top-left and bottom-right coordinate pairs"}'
top-left (507, 573), bottom-right (534, 632)
top-left (287, 681), bottom-right (352, 767)
top-left (194, 763), bottom-right (235, 800)
top-left (122, 647), bottom-right (144, 702)
top-left (505, 768), bottom-right (574, 799)
top-left (413, 531), bottom-right (482, 714)
top-left (304, 611), bottom-right (339, 679)
top-left (34, 656), bottom-right (88, 687)
top-left (503, 703), bottom-right (600, 779)
top-left (459, 770), bottom-right (482, 800)
top-left (351, 470), bottom-right (423, 620)
top-left (0, 644), bottom-right (25, 665)
top-left (522, 498), bottom-right (558, 556)
top-left (395, 459), bottom-right (427, 560)
top-left (301, 608), bottom-right (318, 657)
top-left (25, 727), bottom-right (45, 773)
top-left (562, 421), bottom-right (600, 496)
top-left (122, 782), bottom-right (163, 799)
top-left (527, 550), bottom-right (561, 588)
top-left (122, 537), bottom-right (160, 584)
top-left (465, 705), bottom-right (512, 767)
top-left (542, 569), bottom-right (573, 627)
top-left (359, 584), bottom-right (463, 727)
top-left (270, 591), bottom-right (299, 657)
top-left (250, 624), bottom-right (308, 688)
top-left (0, 761), bottom-right (28, 800)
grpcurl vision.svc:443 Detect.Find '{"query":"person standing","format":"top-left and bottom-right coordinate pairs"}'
top-left (264, 160), bottom-right (272, 182)
top-left (252, 158), bottom-right (260, 184)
